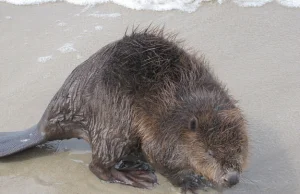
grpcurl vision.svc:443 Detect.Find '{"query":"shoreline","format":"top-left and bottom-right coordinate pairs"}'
top-left (1, 1), bottom-right (300, 194)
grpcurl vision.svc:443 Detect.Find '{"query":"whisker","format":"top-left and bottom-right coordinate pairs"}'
top-left (241, 176), bottom-right (261, 190)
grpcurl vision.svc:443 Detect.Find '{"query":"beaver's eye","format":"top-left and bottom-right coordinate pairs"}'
top-left (189, 117), bottom-right (198, 131)
top-left (208, 149), bottom-right (214, 157)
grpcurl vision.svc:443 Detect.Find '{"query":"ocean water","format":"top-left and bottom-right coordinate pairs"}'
top-left (1, 0), bottom-right (299, 12)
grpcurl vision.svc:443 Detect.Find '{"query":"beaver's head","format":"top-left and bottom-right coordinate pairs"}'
top-left (176, 89), bottom-right (249, 189)
top-left (136, 86), bottom-right (248, 190)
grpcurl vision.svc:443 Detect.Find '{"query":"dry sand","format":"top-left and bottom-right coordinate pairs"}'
top-left (1, 1), bottom-right (300, 194)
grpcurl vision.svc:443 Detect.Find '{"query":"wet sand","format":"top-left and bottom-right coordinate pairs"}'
top-left (1, 1), bottom-right (300, 194)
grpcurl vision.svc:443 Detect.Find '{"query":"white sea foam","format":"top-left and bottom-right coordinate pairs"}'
top-left (88, 12), bottom-right (121, 18)
top-left (74, 4), bottom-right (94, 16)
top-left (37, 55), bottom-right (52, 63)
top-left (277, 0), bottom-right (300, 7)
top-left (76, 54), bottom-right (83, 59)
top-left (70, 159), bottom-right (85, 164)
top-left (95, 25), bottom-right (103, 30)
top-left (58, 43), bottom-right (76, 53)
top-left (57, 21), bottom-right (67, 26)
top-left (1, 0), bottom-right (56, 5)
top-left (0, 0), bottom-right (299, 12)
top-left (233, 0), bottom-right (272, 7)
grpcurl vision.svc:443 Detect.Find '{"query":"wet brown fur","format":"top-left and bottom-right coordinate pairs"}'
top-left (2, 26), bottom-right (249, 193)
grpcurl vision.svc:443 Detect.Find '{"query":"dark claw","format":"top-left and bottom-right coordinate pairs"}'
top-left (114, 157), bottom-right (154, 172)
top-left (110, 168), bottom-right (158, 189)
top-left (112, 153), bottom-right (157, 189)
top-left (180, 174), bottom-right (213, 194)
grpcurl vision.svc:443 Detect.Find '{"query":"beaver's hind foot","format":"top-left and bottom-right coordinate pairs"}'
top-left (111, 168), bottom-right (157, 189)
top-left (89, 160), bottom-right (157, 189)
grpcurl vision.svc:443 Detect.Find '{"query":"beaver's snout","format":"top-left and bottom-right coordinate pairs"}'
top-left (222, 171), bottom-right (239, 188)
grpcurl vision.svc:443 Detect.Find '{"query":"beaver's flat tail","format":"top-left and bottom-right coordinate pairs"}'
top-left (0, 125), bottom-right (46, 157)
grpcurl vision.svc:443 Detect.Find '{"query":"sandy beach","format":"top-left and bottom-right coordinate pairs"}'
top-left (1, 1), bottom-right (300, 194)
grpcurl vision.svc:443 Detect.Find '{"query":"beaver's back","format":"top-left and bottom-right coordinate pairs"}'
top-left (101, 31), bottom-right (185, 95)
top-left (98, 30), bottom-right (220, 98)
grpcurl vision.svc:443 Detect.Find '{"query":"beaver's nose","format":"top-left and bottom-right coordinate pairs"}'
top-left (223, 171), bottom-right (239, 187)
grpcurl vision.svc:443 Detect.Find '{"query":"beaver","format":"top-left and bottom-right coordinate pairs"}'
top-left (0, 27), bottom-right (249, 193)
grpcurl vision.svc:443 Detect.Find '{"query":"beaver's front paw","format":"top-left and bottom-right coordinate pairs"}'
top-left (180, 174), bottom-right (212, 194)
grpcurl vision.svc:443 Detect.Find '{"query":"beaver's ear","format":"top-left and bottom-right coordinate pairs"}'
top-left (189, 117), bottom-right (198, 131)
